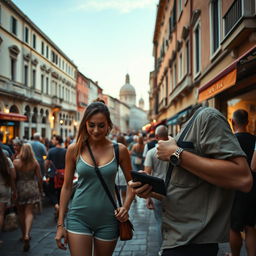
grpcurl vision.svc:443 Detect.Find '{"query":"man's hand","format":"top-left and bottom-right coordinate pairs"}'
top-left (157, 138), bottom-right (177, 161)
top-left (128, 180), bottom-right (152, 199)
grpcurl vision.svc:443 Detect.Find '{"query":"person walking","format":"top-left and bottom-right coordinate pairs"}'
top-left (144, 125), bottom-right (169, 254)
top-left (29, 133), bottom-right (47, 176)
top-left (0, 147), bottom-right (16, 243)
top-left (13, 143), bottom-right (43, 252)
top-left (129, 107), bottom-right (252, 256)
top-left (55, 100), bottom-right (135, 256)
top-left (11, 138), bottom-right (23, 161)
top-left (131, 135), bottom-right (145, 171)
top-left (0, 132), bottom-right (13, 157)
top-left (227, 109), bottom-right (256, 256)
top-left (45, 135), bottom-right (66, 219)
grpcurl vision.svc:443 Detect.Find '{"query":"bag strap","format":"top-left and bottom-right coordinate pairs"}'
top-left (165, 107), bottom-right (205, 188)
top-left (86, 140), bottom-right (118, 210)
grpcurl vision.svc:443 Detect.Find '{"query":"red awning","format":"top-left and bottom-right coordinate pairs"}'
top-left (0, 112), bottom-right (28, 121)
top-left (198, 45), bottom-right (256, 102)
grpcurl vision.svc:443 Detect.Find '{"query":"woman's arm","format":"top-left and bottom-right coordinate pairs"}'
top-left (57, 144), bottom-right (76, 226)
top-left (118, 143), bottom-right (135, 211)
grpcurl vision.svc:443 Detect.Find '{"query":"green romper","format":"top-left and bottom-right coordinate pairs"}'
top-left (66, 153), bottom-right (119, 241)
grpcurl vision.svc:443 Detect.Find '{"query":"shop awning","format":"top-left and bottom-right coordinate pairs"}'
top-left (198, 45), bottom-right (256, 102)
top-left (167, 106), bottom-right (192, 125)
top-left (0, 112), bottom-right (28, 121)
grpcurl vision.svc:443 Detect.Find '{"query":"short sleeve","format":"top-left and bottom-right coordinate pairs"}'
top-left (198, 108), bottom-right (246, 160)
top-left (144, 148), bottom-right (154, 167)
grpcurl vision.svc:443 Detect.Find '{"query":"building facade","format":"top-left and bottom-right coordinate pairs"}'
top-left (151, 0), bottom-right (256, 135)
top-left (0, 0), bottom-right (77, 141)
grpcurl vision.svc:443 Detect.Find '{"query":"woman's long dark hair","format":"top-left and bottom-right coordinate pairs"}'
top-left (0, 147), bottom-right (11, 186)
top-left (75, 99), bottom-right (113, 158)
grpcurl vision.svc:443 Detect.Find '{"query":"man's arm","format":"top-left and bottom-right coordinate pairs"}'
top-left (157, 139), bottom-right (252, 192)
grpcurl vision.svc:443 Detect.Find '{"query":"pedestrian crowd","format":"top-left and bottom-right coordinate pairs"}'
top-left (0, 101), bottom-right (255, 256)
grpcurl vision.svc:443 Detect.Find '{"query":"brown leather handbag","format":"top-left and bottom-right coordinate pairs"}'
top-left (86, 141), bottom-right (134, 241)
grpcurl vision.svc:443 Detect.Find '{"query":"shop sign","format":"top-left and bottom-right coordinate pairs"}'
top-left (198, 69), bottom-right (237, 102)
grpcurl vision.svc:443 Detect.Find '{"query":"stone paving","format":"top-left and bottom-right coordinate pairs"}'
top-left (0, 197), bottom-right (246, 256)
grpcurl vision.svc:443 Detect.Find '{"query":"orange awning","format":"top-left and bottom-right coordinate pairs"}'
top-left (198, 69), bottom-right (237, 102)
top-left (0, 112), bottom-right (28, 121)
top-left (198, 45), bottom-right (256, 102)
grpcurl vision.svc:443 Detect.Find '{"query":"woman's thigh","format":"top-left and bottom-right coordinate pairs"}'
top-left (68, 232), bottom-right (93, 256)
top-left (94, 238), bottom-right (117, 256)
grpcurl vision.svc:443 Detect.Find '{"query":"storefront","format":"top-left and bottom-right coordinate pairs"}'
top-left (0, 112), bottom-right (27, 143)
top-left (198, 45), bottom-right (256, 134)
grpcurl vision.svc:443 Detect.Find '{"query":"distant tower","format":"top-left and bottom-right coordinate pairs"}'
top-left (119, 74), bottom-right (136, 106)
top-left (138, 97), bottom-right (145, 110)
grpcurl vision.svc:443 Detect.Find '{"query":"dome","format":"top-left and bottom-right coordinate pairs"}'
top-left (139, 97), bottom-right (144, 104)
top-left (119, 74), bottom-right (136, 96)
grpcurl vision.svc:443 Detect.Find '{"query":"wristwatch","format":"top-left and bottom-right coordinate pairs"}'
top-left (170, 147), bottom-right (184, 166)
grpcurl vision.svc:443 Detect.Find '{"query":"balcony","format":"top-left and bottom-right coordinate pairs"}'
top-left (51, 96), bottom-right (62, 109)
top-left (223, 0), bottom-right (256, 49)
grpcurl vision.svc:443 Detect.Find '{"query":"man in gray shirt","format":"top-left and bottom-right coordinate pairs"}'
top-left (144, 125), bottom-right (169, 253)
top-left (129, 107), bottom-right (252, 256)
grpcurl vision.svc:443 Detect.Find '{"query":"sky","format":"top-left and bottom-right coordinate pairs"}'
top-left (12, 0), bottom-right (158, 109)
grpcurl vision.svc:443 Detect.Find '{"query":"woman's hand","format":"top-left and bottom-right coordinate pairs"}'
top-left (55, 226), bottom-right (68, 250)
top-left (115, 207), bottom-right (129, 222)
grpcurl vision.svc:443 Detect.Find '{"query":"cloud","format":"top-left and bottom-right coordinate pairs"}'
top-left (75, 0), bottom-right (156, 13)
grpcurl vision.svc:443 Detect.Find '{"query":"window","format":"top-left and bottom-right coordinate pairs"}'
top-left (11, 58), bottom-right (16, 80)
top-left (173, 63), bottom-right (177, 88)
top-left (179, 52), bottom-right (183, 81)
top-left (41, 74), bottom-right (44, 92)
top-left (24, 65), bottom-right (28, 86)
top-left (11, 16), bottom-right (17, 35)
top-left (178, 0), bottom-right (183, 18)
top-left (0, 5), bottom-right (2, 24)
top-left (41, 41), bottom-right (44, 55)
top-left (46, 46), bottom-right (49, 58)
top-left (185, 40), bottom-right (190, 74)
top-left (32, 34), bottom-right (36, 49)
top-left (193, 21), bottom-right (201, 76)
top-left (46, 77), bottom-right (49, 94)
top-left (32, 70), bottom-right (36, 88)
top-left (210, 0), bottom-right (221, 55)
top-left (24, 27), bottom-right (29, 43)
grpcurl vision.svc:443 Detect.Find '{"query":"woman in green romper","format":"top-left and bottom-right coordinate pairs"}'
top-left (55, 99), bottom-right (135, 256)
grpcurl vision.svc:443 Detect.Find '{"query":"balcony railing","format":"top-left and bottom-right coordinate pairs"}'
top-left (224, 0), bottom-right (256, 36)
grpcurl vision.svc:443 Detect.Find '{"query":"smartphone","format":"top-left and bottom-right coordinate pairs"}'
top-left (131, 171), bottom-right (166, 196)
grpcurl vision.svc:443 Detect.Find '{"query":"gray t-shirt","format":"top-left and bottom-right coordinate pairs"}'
top-left (144, 147), bottom-right (169, 180)
top-left (161, 107), bottom-right (246, 249)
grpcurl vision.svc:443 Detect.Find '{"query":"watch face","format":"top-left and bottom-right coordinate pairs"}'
top-left (170, 155), bottom-right (179, 166)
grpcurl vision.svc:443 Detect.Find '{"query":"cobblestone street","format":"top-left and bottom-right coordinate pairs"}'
top-left (0, 197), bottom-right (246, 256)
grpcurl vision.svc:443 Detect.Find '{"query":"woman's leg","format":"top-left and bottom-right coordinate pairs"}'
top-left (17, 205), bottom-right (25, 239)
top-left (67, 232), bottom-right (93, 256)
top-left (23, 204), bottom-right (34, 239)
top-left (94, 238), bottom-right (117, 256)
top-left (0, 202), bottom-right (6, 230)
top-left (244, 226), bottom-right (256, 256)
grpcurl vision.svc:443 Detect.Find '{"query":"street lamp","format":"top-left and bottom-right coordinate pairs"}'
top-left (60, 119), bottom-right (63, 125)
